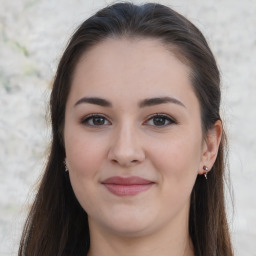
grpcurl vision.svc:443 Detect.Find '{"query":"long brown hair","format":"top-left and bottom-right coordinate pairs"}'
top-left (19, 2), bottom-right (233, 255)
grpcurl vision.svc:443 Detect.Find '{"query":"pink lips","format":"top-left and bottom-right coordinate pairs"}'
top-left (101, 176), bottom-right (154, 196)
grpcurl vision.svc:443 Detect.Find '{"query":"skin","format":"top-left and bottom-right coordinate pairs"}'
top-left (64, 38), bottom-right (222, 256)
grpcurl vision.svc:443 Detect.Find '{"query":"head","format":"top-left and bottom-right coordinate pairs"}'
top-left (19, 2), bottom-right (233, 256)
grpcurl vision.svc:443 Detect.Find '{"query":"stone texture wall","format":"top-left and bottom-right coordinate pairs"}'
top-left (0, 0), bottom-right (255, 255)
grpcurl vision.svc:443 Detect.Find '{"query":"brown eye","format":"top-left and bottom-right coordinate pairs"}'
top-left (146, 114), bottom-right (176, 127)
top-left (92, 116), bottom-right (105, 125)
top-left (153, 116), bottom-right (167, 126)
top-left (81, 115), bottom-right (111, 126)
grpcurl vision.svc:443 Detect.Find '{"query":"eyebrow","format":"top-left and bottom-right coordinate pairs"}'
top-left (139, 96), bottom-right (186, 108)
top-left (74, 97), bottom-right (112, 107)
top-left (74, 96), bottom-right (185, 108)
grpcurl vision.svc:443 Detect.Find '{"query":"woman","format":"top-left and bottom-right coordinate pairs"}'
top-left (19, 2), bottom-right (233, 256)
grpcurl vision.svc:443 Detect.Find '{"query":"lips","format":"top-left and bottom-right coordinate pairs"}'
top-left (101, 176), bottom-right (154, 196)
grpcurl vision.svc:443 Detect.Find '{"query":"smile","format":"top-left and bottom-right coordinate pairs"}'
top-left (101, 176), bottom-right (155, 196)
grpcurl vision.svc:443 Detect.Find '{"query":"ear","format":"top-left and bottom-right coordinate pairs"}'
top-left (198, 120), bottom-right (222, 175)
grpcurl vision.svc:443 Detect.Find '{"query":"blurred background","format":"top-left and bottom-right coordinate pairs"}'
top-left (0, 0), bottom-right (255, 255)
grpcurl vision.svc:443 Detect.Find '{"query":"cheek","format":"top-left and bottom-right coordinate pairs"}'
top-left (65, 135), bottom-right (106, 212)
top-left (64, 130), bottom-right (107, 198)
top-left (143, 133), bottom-right (202, 220)
top-left (148, 132), bottom-right (202, 182)
top-left (65, 127), bottom-right (107, 175)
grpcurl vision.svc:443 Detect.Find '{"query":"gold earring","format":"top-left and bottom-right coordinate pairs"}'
top-left (64, 160), bottom-right (69, 172)
top-left (203, 166), bottom-right (209, 179)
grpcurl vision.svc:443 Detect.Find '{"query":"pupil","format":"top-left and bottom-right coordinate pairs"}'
top-left (93, 117), bottom-right (104, 125)
top-left (153, 117), bottom-right (165, 126)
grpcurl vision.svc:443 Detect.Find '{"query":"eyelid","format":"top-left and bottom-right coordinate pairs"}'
top-left (80, 113), bottom-right (177, 127)
top-left (81, 113), bottom-right (112, 126)
top-left (144, 113), bottom-right (177, 126)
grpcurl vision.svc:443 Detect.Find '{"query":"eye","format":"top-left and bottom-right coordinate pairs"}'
top-left (145, 114), bottom-right (176, 127)
top-left (81, 114), bottom-right (111, 127)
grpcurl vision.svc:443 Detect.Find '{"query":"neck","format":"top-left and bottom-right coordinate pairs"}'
top-left (87, 214), bottom-right (194, 256)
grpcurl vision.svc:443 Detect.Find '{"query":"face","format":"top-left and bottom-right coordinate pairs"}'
top-left (64, 38), bottom-right (206, 237)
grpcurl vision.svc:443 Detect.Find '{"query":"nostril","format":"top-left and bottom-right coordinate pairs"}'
top-left (107, 142), bottom-right (145, 166)
top-left (111, 159), bottom-right (139, 167)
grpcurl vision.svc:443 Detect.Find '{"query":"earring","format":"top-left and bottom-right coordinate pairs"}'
top-left (64, 160), bottom-right (69, 172)
top-left (203, 166), bottom-right (209, 179)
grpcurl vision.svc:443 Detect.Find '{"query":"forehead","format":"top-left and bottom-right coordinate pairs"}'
top-left (69, 37), bottom-right (198, 110)
top-left (75, 37), bottom-right (190, 79)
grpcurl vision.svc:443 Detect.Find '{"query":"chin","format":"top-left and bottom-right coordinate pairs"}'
top-left (97, 211), bottom-right (157, 237)
top-left (107, 223), bottom-right (154, 238)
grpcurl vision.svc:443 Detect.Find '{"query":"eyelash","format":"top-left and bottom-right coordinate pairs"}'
top-left (81, 114), bottom-right (111, 127)
top-left (144, 114), bottom-right (177, 127)
top-left (81, 113), bottom-right (177, 128)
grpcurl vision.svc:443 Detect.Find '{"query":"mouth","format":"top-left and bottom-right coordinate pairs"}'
top-left (101, 176), bottom-right (155, 196)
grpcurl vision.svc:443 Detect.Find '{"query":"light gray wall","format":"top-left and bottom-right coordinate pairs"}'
top-left (0, 0), bottom-right (255, 255)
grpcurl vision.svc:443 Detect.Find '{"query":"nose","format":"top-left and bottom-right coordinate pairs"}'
top-left (107, 124), bottom-right (145, 167)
